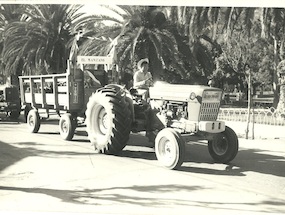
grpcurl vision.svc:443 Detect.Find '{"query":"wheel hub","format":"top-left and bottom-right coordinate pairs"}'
top-left (62, 121), bottom-right (68, 133)
top-left (29, 116), bottom-right (34, 126)
top-left (213, 137), bottom-right (228, 155)
top-left (161, 139), bottom-right (175, 161)
top-left (98, 108), bottom-right (108, 135)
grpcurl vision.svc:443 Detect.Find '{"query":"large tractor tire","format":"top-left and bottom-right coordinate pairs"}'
top-left (59, 113), bottom-right (77, 141)
top-left (27, 109), bottom-right (40, 133)
top-left (155, 128), bottom-right (185, 170)
top-left (208, 126), bottom-right (239, 163)
top-left (85, 85), bottom-right (132, 154)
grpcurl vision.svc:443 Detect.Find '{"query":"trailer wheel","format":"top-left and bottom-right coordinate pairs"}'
top-left (27, 109), bottom-right (40, 133)
top-left (24, 105), bottom-right (32, 122)
top-left (59, 113), bottom-right (76, 140)
top-left (85, 85), bottom-right (132, 154)
top-left (155, 128), bottom-right (185, 170)
top-left (208, 126), bottom-right (239, 163)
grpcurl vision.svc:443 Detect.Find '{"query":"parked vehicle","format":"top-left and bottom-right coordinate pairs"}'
top-left (0, 84), bottom-right (21, 119)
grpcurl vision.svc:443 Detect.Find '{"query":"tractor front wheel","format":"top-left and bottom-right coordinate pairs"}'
top-left (155, 128), bottom-right (185, 170)
top-left (208, 126), bottom-right (239, 163)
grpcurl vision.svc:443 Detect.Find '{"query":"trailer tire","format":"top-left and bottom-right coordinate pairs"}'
top-left (208, 126), bottom-right (239, 163)
top-left (24, 105), bottom-right (32, 123)
top-left (27, 109), bottom-right (40, 133)
top-left (59, 113), bottom-right (76, 140)
top-left (85, 85), bottom-right (132, 154)
top-left (155, 128), bottom-right (185, 170)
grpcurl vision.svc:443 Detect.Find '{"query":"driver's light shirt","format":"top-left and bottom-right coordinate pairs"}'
top-left (133, 71), bottom-right (152, 88)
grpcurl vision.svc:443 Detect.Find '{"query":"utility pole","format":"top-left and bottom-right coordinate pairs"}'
top-left (245, 65), bottom-right (252, 139)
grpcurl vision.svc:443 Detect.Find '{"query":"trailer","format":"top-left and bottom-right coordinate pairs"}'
top-left (19, 58), bottom-right (111, 140)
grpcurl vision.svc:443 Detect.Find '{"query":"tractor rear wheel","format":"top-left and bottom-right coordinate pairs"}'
top-left (155, 128), bottom-right (185, 170)
top-left (59, 113), bottom-right (77, 140)
top-left (27, 109), bottom-right (40, 133)
top-left (85, 86), bottom-right (132, 154)
top-left (208, 126), bottom-right (239, 163)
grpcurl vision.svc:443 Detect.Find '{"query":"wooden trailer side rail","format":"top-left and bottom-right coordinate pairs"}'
top-left (19, 72), bottom-right (83, 112)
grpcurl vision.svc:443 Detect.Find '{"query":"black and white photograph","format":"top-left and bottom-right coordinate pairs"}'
top-left (0, 0), bottom-right (284, 214)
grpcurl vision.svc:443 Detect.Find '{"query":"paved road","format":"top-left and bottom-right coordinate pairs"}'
top-left (0, 117), bottom-right (285, 215)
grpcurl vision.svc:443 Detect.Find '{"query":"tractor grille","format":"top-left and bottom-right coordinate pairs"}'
top-left (199, 102), bottom-right (220, 121)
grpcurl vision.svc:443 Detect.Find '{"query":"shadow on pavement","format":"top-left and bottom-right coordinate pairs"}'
top-left (234, 148), bottom-right (285, 177)
top-left (0, 118), bottom-right (20, 124)
top-left (1, 134), bottom-right (284, 178)
top-left (38, 131), bottom-right (60, 135)
top-left (0, 184), bottom-right (284, 213)
top-left (0, 184), bottom-right (202, 207)
top-left (0, 141), bottom-right (96, 173)
top-left (119, 149), bottom-right (156, 160)
top-left (180, 142), bottom-right (285, 177)
top-left (0, 141), bottom-right (34, 172)
top-left (13, 143), bottom-right (96, 158)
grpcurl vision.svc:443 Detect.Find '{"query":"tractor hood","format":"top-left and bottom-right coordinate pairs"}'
top-left (149, 82), bottom-right (222, 102)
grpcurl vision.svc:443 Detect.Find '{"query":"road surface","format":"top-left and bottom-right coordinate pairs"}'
top-left (0, 116), bottom-right (285, 215)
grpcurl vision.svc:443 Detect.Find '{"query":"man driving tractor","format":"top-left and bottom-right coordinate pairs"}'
top-left (133, 58), bottom-right (153, 99)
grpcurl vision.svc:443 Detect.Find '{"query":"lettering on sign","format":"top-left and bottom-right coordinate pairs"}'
top-left (73, 82), bottom-right (78, 103)
top-left (77, 56), bottom-right (112, 64)
top-left (203, 91), bottom-right (221, 102)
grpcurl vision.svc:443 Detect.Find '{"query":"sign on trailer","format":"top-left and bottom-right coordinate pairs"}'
top-left (77, 56), bottom-right (113, 64)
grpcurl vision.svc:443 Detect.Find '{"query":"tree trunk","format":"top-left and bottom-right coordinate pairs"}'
top-left (273, 37), bottom-right (280, 108)
top-left (251, 103), bottom-right (255, 140)
top-left (276, 60), bottom-right (285, 114)
top-left (148, 42), bottom-right (163, 81)
top-left (276, 83), bottom-right (285, 114)
top-left (245, 71), bottom-right (251, 139)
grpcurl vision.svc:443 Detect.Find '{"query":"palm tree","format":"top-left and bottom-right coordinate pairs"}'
top-left (2, 4), bottom-right (101, 76)
top-left (77, 5), bottom-right (185, 81)
top-left (166, 6), bottom-right (225, 84)
top-left (0, 4), bottom-right (25, 80)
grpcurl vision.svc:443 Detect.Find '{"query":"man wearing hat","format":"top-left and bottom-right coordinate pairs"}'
top-left (133, 58), bottom-right (153, 90)
top-left (132, 58), bottom-right (154, 142)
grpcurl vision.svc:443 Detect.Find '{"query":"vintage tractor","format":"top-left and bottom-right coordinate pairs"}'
top-left (85, 82), bottom-right (239, 170)
top-left (0, 84), bottom-right (21, 119)
top-left (19, 57), bottom-right (238, 170)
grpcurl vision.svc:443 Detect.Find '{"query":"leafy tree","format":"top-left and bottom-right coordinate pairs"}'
top-left (259, 7), bottom-right (285, 107)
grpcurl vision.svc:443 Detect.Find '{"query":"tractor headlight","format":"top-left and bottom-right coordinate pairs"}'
top-left (190, 92), bottom-right (196, 100)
